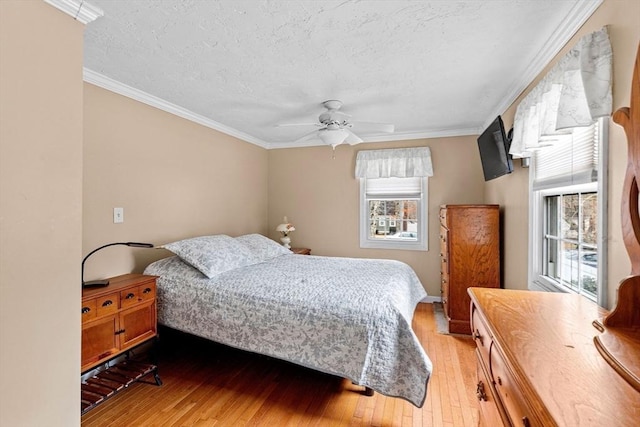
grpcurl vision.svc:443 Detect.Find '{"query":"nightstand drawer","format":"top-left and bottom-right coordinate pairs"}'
top-left (291, 247), bottom-right (311, 255)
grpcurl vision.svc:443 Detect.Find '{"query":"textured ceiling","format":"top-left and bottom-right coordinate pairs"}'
top-left (83, 0), bottom-right (602, 149)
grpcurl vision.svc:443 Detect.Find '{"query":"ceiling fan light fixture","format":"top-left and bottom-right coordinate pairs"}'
top-left (319, 128), bottom-right (348, 148)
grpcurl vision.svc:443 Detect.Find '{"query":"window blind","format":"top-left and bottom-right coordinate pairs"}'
top-left (533, 120), bottom-right (599, 190)
top-left (365, 177), bottom-right (422, 199)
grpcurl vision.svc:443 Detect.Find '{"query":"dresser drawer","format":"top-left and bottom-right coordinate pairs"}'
top-left (96, 293), bottom-right (119, 317)
top-left (439, 225), bottom-right (449, 271)
top-left (490, 344), bottom-right (535, 427)
top-left (138, 282), bottom-right (156, 301)
top-left (439, 225), bottom-right (449, 257)
top-left (471, 303), bottom-right (491, 364)
top-left (81, 300), bottom-right (97, 322)
top-left (439, 207), bottom-right (447, 225)
top-left (120, 282), bottom-right (156, 307)
top-left (120, 288), bottom-right (140, 308)
top-left (476, 352), bottom-right (506, 427)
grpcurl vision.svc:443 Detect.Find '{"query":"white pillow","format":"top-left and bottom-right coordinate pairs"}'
top-left (235, 233), bottom-right (292, 262)
top-left (161, 235), bottom-right (257, 278)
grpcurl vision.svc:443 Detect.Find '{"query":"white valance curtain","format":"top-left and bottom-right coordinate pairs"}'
top-left (509, 27), bottom-right (612, 158)
top-left (355, 147), bottom-right (433, 179)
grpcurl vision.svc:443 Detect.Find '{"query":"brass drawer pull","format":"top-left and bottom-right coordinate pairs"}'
top-left (143, 287), bottom-right (152, 294)
top-left (81, 307), bottom-right (91, 314)
top-left (522, 417), bottom-right (530, 427)
top-left (125, 293), bottom-right (135, 299)
top-left (472, 329), bottom-right (484, 346)
top-left (102, 300), bottom-right (113, 307)
top-left (476, 381), bottom-right (488, 401)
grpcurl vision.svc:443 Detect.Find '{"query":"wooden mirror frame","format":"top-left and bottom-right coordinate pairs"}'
top-left (593, 43), bottom-right (640, 392)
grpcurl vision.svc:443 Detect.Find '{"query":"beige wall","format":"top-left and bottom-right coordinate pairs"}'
top-left (485, 0), bottom-right (640, 308)
top-left (268, 137), bottom-right (485, 298)
top-left (0, 1), bottom-right (84, 426)
top-left (83, 84), bottom-right (269, 281)
top-left (267, 0), bottom-right (639, 306)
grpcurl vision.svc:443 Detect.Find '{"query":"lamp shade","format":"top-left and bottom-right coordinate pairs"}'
top-left (276, 216), bottom-right (295, 236)
top-left (82, 241), bottom-right (154, 288)
top-left (318, 128), bottom-right (348, 148)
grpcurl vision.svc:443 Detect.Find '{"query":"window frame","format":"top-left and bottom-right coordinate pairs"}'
top-left (359, 177), bottom-right (428, 251)
top-left (528, 118), bottom-right (608, 306)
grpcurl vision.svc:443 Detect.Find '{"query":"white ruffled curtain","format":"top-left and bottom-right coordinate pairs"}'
top-left (509, 27), bottom-right (612, 158)
top-left (355, 147), bottom-right (433, 179)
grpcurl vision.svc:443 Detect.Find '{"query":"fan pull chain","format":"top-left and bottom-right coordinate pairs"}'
top-left (332, 146), bottom-right (336, 159)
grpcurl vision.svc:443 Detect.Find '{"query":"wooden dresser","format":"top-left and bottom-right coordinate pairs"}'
top-left (469, 287), bottom-right (640, 426)
top-left (81, 274), bottom-right (161, 414)
top-left (82, 274), bottom-right (158, 372)
top-left (440, 204), bottom-right (500, 334)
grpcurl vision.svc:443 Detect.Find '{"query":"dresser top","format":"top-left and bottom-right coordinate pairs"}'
top-left (469, 287), bottom-right (640, 425)
top-left (82, 273), bottom-right (157, 299)
top-left (440, 204), bottom-right (499, 209)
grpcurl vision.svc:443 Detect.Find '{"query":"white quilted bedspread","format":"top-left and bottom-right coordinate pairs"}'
top-left (144, 254), bottom-right (432, 407)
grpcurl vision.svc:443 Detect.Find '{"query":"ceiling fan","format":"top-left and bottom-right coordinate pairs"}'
top-left (278, 100), bottom-right (395, 148)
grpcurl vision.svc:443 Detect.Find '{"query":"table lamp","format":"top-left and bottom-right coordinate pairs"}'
top-left (82, 241), bottom-right (154, 288)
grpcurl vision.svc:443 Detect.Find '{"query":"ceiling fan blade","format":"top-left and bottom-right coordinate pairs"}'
top-left (351, 121), bottom-right (395, 133)
top-left (344, 129), bottom-right (363, 145)
top-left (293, 130), bottom-right (320, 144)
top-left (276, 122), bottom-right (321, 127)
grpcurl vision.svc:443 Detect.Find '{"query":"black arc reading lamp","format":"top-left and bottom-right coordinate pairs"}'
top-left (82, 241), bottom-right (154, 289)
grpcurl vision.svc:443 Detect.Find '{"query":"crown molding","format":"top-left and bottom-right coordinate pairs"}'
top-left (83, 68), bottom-right (270, 149)
top-left (481, 0), bottom-right (603, 131)
top-left (44, 0), bottom-right (103, 24)
top-left (84, 68), bottom-right (478, 151)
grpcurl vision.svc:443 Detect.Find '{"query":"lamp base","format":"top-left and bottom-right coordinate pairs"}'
top-left (82, 279), bottom-right (110, 289)
top-left (280, 236), bottom-right (291, 249)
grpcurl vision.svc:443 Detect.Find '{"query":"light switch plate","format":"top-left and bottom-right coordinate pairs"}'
top-left (113, 207), bottom-right (124, 223)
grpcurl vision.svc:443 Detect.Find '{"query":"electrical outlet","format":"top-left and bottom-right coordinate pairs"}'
top-left (113, 207), bottom-right (124, 223)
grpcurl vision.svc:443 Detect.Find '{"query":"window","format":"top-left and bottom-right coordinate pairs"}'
top-left (354, 147), bottom-right (432, 251)
top-left (529, 119), bottom-right (608, 305)
top-left (541, 189), bottom-right (598, 298)
top-left (359, 177), bottom-right (427, 250)
top-left (509, 28), bottom-right (611, 306)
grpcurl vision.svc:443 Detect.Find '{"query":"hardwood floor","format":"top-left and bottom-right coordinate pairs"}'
top-left (81, 303), bottom-right (479, 426)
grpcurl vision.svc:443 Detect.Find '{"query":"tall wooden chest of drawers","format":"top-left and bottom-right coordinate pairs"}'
top-left (439, 204), bottom-right (500, 334)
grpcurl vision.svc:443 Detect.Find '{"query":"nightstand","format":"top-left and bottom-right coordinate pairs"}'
top-left (81, 274), bottom-right (161, 414)
top-left (291, 247), bottom-right (311, 255)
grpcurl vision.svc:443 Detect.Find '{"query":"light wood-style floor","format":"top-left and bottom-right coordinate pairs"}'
top-left (81, 303), bottom-right (479, 426)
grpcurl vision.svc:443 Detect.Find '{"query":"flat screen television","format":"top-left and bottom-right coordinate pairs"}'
top-left (477, 115), bottom-right (513, 181)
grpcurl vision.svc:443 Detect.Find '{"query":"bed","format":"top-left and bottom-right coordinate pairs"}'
top-left (143, 233), bottom-right (432, 407)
